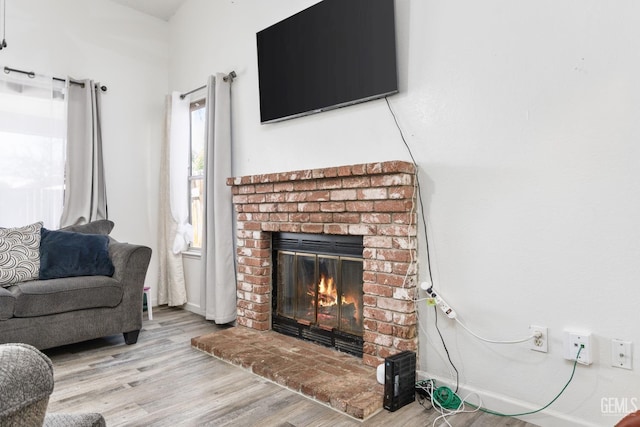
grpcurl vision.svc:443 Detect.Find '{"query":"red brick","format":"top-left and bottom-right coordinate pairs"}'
top-left (357, 188), bottom-right (388, 200)
top-left (373, 200), bottom-right (414, 213)
top-left (273, 182), bottom-right (294, 192)
top-left (300, 224), bottom-right (324, 233)
top-left (307, 191), bottom-right (331, 201)
top-left (377, 224), bottom-right (417, 237)
top-left (320, 201), bottom-right (345, 212)
top-left (371, 173), bottom-right (413, 187)
top-left (382, 161), bottom-right (415, 174)
top-left (276, 203), bottom-right (298, 213)
top-left (330, 189), bottom-right (357, 201)
top-left (256, 183), bottom-right (274, 193)
top-left (363, 283), bottom-right (393, 297)
top-left (362, 295), bottom-right (378, 307)
top-left (363, 319), bottom-right (378, 331)
top-left (362, 271), bottom-right (377, 282)
top-left (298, 202), bottom-right (320, 212)
top-left (333, 213), bottom-right (360, 223)
top-left (389, 186), bottom-right (416, 200)
top-left (376, 249), bottom-right (413, 263)
top-left (336, 165), bottom-right (353, 176)
top-left (348, 224), bottom-right (376, 235)
top-left (232, 195), bottom-right (248, 204)
top-left (377, 297), bottom-right (414, 313)
top-left (363, 236), bottom-right (393, 248)
top-left (392, 213), bottom-right (416, 225)
top-left (392, 262), bottom-right (416, 276)
top-left (393, 338), bottom-right (418, 352)
top-left (238, 185), bottom-right (256, 194)
top-left (241, 204), bottom-right (260, 212)
top-left (363, 260), bottom-right (393, 273)
top-left (258, 203), bottom-right (278, 213)
top-left (378, 322), bottom-right (393, 335)
top-left (293, 180), bottom-right (317, 191)
top-left (393, 312), bottom-right (417, 327)
top-left (342, 176), bottom-right (370, 188)
top-left (286, 192), bottom-right (308, 202)
top-left (324, 224), bottom-right (348, 234)
top-left (269, 213), bottom-right (289, 222)
top-left (362, 248), bottom-right (376, 260)
top-left (361, 213), bottom-right (391, 224)
top-left (244, 275), bottom-right (270, 286)
top-left (345, 201), bottom-right (374, 212)
top-left (317, 178), bottom-right (342, 189)
top-left (289, 213), bottom-right (310, 222)
top-left (376, 273), bottom-right (409, 287)
top-left (280, 223), bottom-right (302, 232)
top-left (309, 213), bottom-right (333, 223)
top-left (265, 193), bottom-right (286, 203)
top-left (363, 307), bottom-right (393, 322)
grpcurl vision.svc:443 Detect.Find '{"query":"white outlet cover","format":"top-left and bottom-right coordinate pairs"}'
top-left (563, 330), bottom-right (593, 365)
top-left (612, 339), bottom-right (632, 370)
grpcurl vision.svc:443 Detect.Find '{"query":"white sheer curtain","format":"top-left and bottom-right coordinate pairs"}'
top-left (201, 74), bottom-right (236, 324)
top-left (158, 92), bottom-right (190, 306)
top-left (59, 79), bottom-right (107, 227)
top-left (0, 72), bottom-right (65, 229)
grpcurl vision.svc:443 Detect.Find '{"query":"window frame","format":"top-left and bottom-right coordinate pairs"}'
top-left (188, 98), bottom-right (206, 251)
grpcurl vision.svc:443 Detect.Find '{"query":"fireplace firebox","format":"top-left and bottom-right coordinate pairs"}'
top-left (272, 232), bottom-right (364, 357)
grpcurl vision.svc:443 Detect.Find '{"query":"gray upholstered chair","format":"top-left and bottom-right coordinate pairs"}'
top-left (0, 343), bottom-right (105, 427)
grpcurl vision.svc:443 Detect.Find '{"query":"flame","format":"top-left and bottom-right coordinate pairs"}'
top-left (316, 274), bottom-right (337, 307)
top-left (307, 274), bottom-right (361, 325)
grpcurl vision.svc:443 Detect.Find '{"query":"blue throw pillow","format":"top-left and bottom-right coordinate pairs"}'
top-left (39, 228), bottom-right (115, 280)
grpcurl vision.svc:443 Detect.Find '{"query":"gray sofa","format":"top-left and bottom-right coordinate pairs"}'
top-left (0, 221), bottom-right (152, 350)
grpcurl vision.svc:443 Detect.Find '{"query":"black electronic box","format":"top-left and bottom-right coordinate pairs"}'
top-left (383, 350), bottom-right (416, 411)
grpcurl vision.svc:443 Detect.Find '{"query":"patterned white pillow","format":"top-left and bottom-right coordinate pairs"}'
top-left (0, 222), bottom-right (43, 286)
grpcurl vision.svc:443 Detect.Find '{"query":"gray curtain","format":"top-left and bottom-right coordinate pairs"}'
top-left (59, 80), bottom-right (107, 227)
top-left (201, 74), bottom-right (236, 324)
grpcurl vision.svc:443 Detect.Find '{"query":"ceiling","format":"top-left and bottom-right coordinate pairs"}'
top-left (109, 0), bottom-right (187, 21)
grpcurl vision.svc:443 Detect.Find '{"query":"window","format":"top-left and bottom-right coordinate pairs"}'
top-left (189, 99), bottom-right (206, 249)
top-left (0, 77), bottom-right (66, 229)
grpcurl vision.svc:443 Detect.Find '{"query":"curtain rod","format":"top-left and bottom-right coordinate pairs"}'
top-left (3, 66), bottom-right (108, 92)
top-left (180, 71), bottom-right (236, 99)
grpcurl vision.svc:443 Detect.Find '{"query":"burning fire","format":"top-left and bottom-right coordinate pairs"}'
top-left (308, 274), bottom-right (361, 324)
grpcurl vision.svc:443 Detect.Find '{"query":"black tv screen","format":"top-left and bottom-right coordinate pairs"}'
top-left (257, 0), bottom-right (398, 124)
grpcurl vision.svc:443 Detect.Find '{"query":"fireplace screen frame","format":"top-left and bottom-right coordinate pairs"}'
top-left (272, 232), bottom-right (364, 357)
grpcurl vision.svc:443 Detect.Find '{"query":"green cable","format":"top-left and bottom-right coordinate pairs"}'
top-left (429, 346), bottom-right (583, 416)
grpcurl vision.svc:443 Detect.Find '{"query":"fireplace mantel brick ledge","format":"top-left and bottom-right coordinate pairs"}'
top-left (226, 160), bottom-right (418, 368)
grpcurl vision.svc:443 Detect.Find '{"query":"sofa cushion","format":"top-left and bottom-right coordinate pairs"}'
top-left (39, 229), bottom-right (115, 280)
top-left (0, 287), bottom-right (16, 320)
top-left (0, 222), bottom-right (43, 287)
top-left (61, 220), bottom-right (114, 236)
top-left (11, 277), bottom-right (123, 318)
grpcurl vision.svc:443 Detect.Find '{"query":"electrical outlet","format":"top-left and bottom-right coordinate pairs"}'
top-left (612, 339), bottom-right (632, 370)
top-left (530, 325), bottom-right (548, 353)
top-left (564, 330), bottom-right (592, 365)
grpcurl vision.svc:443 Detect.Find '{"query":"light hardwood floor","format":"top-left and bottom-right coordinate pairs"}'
top-left (45, 307), bottom-right (537, 426)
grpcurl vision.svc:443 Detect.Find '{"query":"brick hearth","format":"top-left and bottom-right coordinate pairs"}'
top-left (226, 160), bottom-right (418, 367)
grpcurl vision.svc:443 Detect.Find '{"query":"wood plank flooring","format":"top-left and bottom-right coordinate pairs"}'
top-left (45, 306), bottom-right (537, 426)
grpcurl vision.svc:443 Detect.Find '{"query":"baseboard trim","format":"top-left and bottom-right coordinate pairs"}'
top-left (417, 370), bottom-right (602, 427)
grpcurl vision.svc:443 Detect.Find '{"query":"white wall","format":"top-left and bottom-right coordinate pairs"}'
top-left (4, 0), bottom-right (169, 300)
top-left (168, 0), bottom-right (639, 425)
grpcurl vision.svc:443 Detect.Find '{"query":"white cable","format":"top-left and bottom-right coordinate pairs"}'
top-left (455, 317), bottom-right (536, 344)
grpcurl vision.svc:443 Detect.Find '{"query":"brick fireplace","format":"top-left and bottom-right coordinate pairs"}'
top-left (226, 160), bottom-right (418, 368)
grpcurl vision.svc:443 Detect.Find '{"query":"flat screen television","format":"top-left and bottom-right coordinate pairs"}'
top-left (256, 0), bottom-right (398, 124)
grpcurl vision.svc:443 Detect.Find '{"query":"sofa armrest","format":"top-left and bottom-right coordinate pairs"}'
top-left (109, 241), bottom-right (152, 284)
top-left (108, 240), bottom-right (152, 333)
